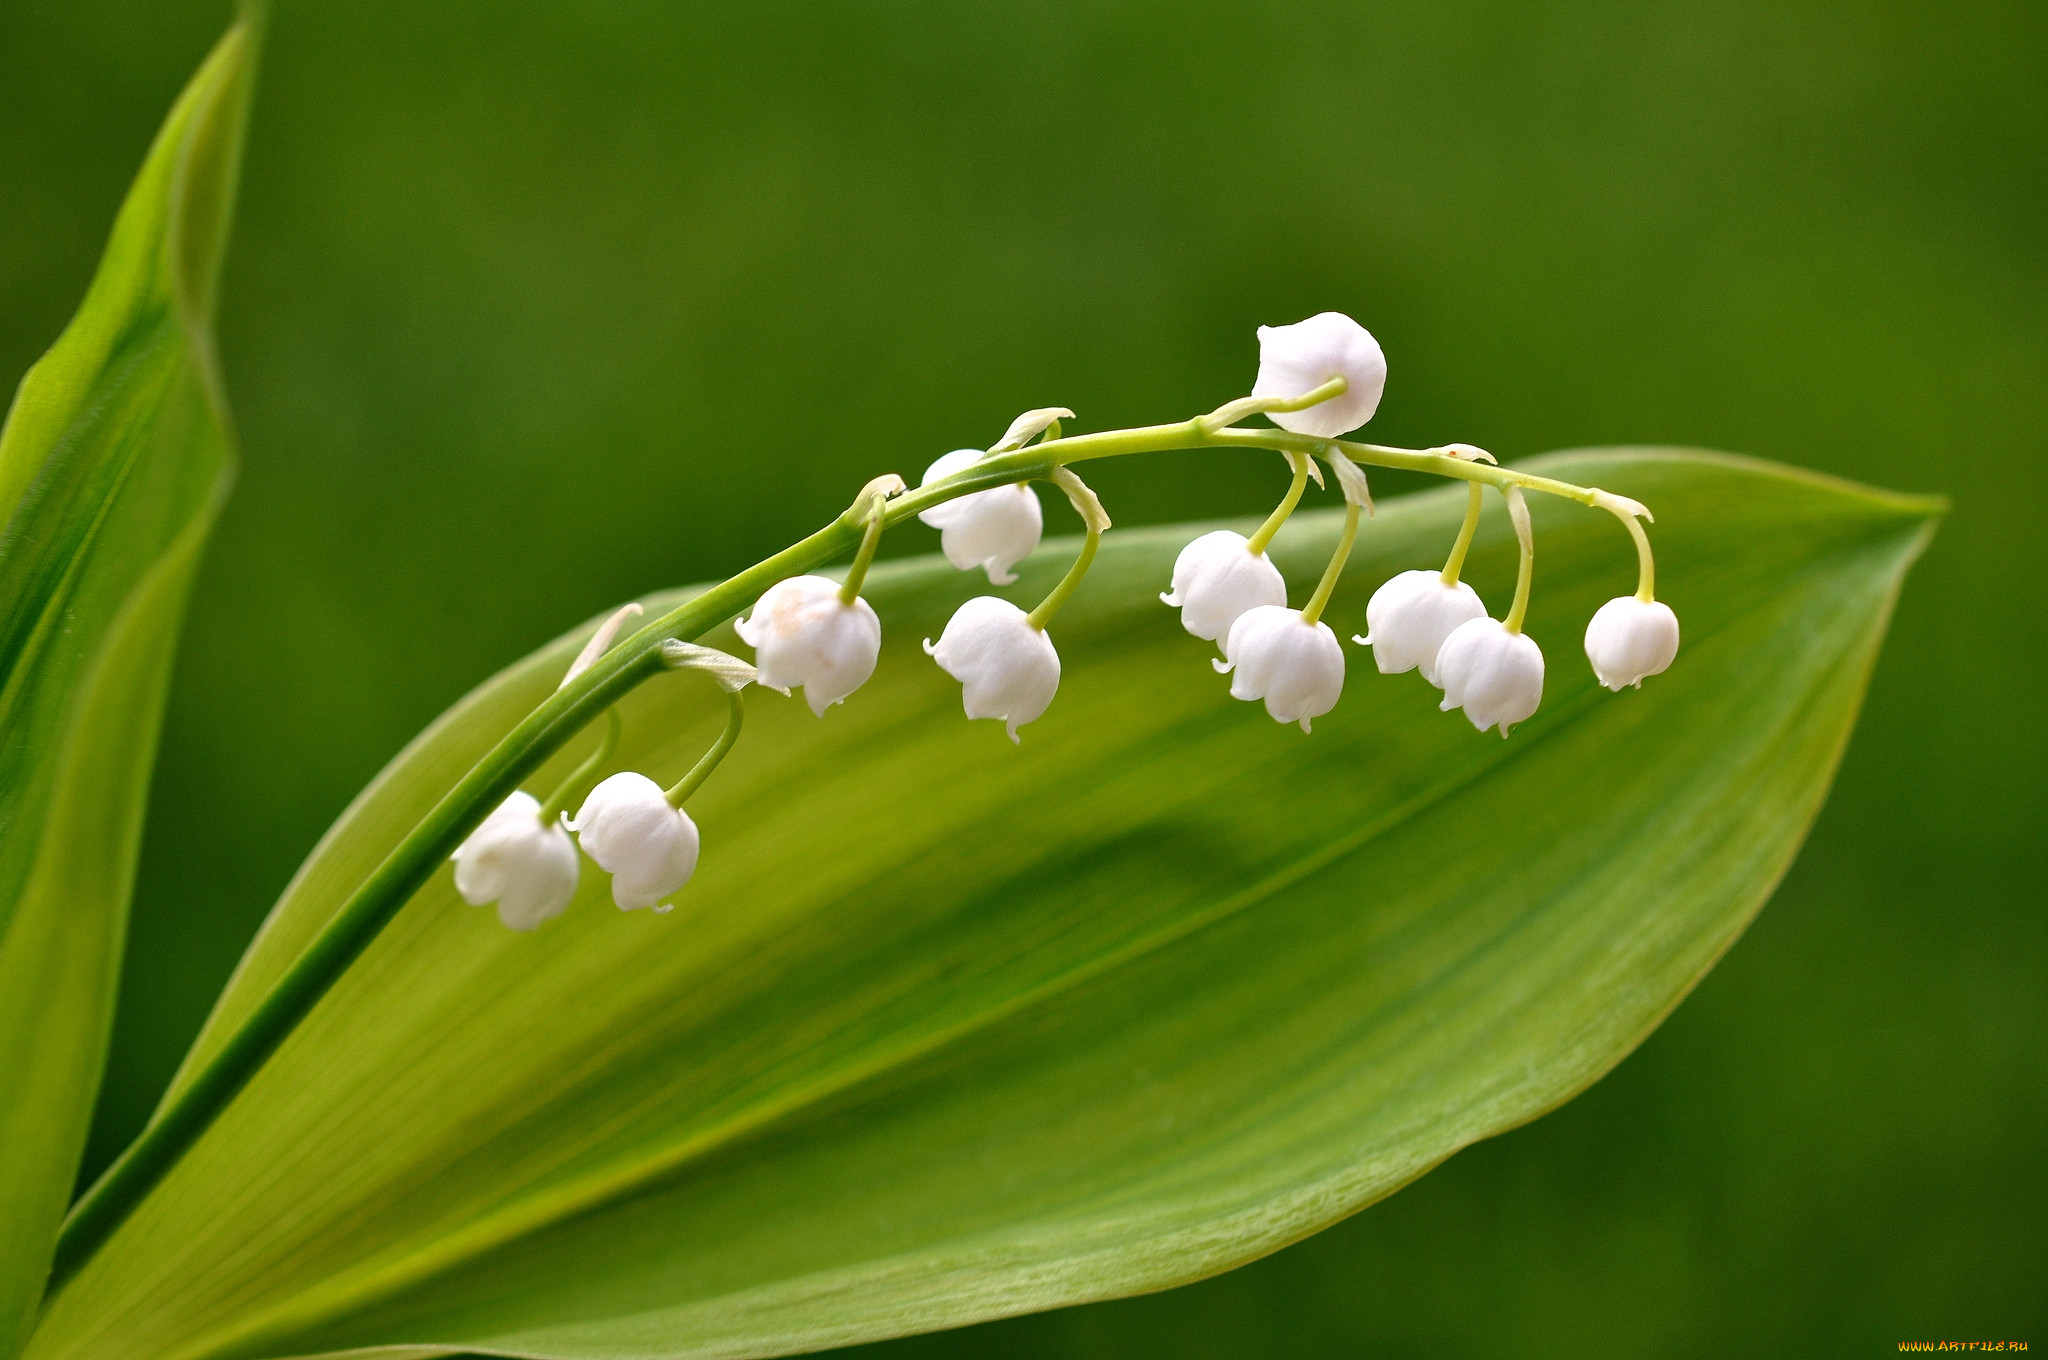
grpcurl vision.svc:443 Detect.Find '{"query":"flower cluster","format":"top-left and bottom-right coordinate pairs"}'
top-left (453, 772), bottom-right (702, 931)
top-left (452, 616), bottom-right (746, 930)
top-left (1161, 316), bottom-right (1681, 738)
top-left (452, 312), bottom-right (1679, 929)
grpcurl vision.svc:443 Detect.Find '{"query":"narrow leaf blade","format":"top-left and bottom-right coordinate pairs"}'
top-left (31, 451), bottom-right (1936, 1360)
top-left (0, 23), bottom-right (253, 1355)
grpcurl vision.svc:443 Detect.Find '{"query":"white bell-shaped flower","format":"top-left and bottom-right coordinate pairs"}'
top-left (917, 448), bottom-right (1044, 585)
top-left (1436, 618), bottom-right (1545, 737)
top-left (1357, 569), bottom-right (1488, 686)
top-left (734, 574), bottom-right (881, 715)
top-left (1215, 604), bottom-right (1345, 732)
top-left (923, 595), bottom-right (1060, 742)
top-left (569, 771), bottom-right (700, 911)
top-left (452, 791), bottom-right (579, 931)
top-left (1251, 312), bottom-right (1388, 438)
top-left (1161, 529), bottom-right (1287, 643)
top-left (1584, 596), bottom-right (1680, 691)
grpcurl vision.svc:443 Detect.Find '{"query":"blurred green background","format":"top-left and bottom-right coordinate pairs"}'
top-left (3, 0), bottom-right (2040, 1354)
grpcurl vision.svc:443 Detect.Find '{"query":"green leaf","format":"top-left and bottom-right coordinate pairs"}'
top-left (0, 19), bottom-right (255, 1357)
top-left (28, 450), bottom-right (1935, 1360)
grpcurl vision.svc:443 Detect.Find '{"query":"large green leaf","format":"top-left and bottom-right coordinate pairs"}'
top-left (29, 449), bottom-right (1934, 1360)
top-left (0, 19), bottom-right (254, 1357)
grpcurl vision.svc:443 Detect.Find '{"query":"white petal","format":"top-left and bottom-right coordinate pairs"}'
top-left (1220, 604), bottom-right (1345, 729)
top-left (926, 596), bottom-right (1061, 742)
top-left (1436, 618), bottom-right (1545, 736)
top-left (571, 772), bottom-right (701, 910)
top-left (940, 485), bottom-right (1043, 585)
top-left (736, 575), bottom-right (881, 713)
top-left (494, 826), bottom-right (579, 931)
top-left (609, 809), bottom-right (699, 910)
top-left (1161, 530), bottom-right (1288, 643)
top-left (1584, 596), bottom-right (1680, 691)
top-left (1358, 569), bottom-right (1488, 685)
top-left (1250, 312), bottom-right (1389, 438)
top-left (451, 791), bottom-right (579, 931)
top-left (916, 449), bottom-right (986, 529)
top-left (918, 450), bottom-right (1046, 583)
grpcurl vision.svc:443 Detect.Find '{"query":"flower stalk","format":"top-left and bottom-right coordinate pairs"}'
top-left (838, 475), bottom-right (903, 605)
top-left (537, 707), bottom-right (622, 823)
top-left (1501, 486), bottom-right (1536, 635)
top-left (1025, 467), bottom-right (1110, 631)
top-left (1299, 501), bottom-right (1361, 627)
top-left (665, 687), bottom-right (745, 808)
top-left (1594, 489), bottom-right (1658, 601)
top-left (1441, 483), bottom-right (1484, 586)
top-left (1245, 451), bottom-right (1314, 556)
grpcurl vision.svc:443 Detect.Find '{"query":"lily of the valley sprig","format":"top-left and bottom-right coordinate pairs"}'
top-left (57, 309), bottom-right (1684, 1275)
top-left (452, 626), bottom-right (757, 926)
top-left (469, 310), bottom-right (1685, 917)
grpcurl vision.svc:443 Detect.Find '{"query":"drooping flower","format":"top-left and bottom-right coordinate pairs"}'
top-left (1357, 569), bottom-right (1488, 686)
top-left (1215, 604), bottom-right (1346, 732)
top-left (1161, 529), bottom-right (1287, 643)
top-left (1584, 596), bottom-right (1680, 691)
top-left (923, 595), bottom-right (1060, 742)
top-left (734, 574), bottom-right (881, 715)
top-left (569, 772), bottom-right (701, 911)
top-left (917, 448), bottom-right (1044, 585)
top-left (451, 791), bottom-right (579, 931)
top-left (1436, 617), bottom-right (1545, 736)
top-left (1251, 312), bottom-right (1389, 438)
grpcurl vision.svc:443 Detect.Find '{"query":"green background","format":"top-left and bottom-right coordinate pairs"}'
top-left (2, 1), bottom-right (2039, 1354)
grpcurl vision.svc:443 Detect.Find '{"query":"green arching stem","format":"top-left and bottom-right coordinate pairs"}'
top-left (1441, 483), bottom-right (1484, 585)
top-left (665, 687), bottom-right (745, 807)
top-left (51, 393), bottom-right (1640, 1286)
top-left (537, 708), bottom-right (621, 822)
top-left (1299, 500), bottom-right (1361, 626)
top-left (1025, 525), bottom-right (1100, 631)
top-left (838, 496), bottom-right (888, 605)
top-left (1245, 451), bottom-right (1312, 556)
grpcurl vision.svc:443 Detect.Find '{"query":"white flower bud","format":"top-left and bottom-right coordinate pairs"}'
top-left (734, 574), bottom-right (881, 715)
top-left (1215, 604), bottom-right (1345, 732)
top-left (1584, 596), bottom-right (1680, 691)
top-left (917, 448), bottom-right (1044, 585)
top-left (451, 791), bottom-right (579, 931)
top-left (1251, 312), bottom-right (1388, 438)
top-left (1160, 529), bottom-right (1286, 643)
top-left (1356, 569), bottom-right (1488, 686)
top-left (922, 596), bottom-right (1060, 742)
top-left (1436, 618), bottom-right (1545, 737)
top-left (569, 772), bottom-right (700, 911)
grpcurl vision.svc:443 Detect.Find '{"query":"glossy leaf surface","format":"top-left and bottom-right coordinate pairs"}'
top-left (32, 450), bottom-right (1935, 1360)
top-left (0, 22), bottom-right (253, 1357)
